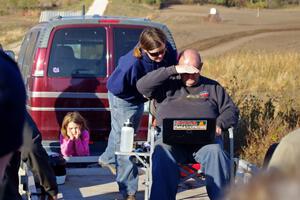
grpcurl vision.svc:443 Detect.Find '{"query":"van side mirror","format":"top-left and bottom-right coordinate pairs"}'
top-left (4, 50), bottom-right (15, 60)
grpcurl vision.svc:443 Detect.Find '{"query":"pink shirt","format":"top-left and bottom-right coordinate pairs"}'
top-left (60, 130), bottom-right (90, 156)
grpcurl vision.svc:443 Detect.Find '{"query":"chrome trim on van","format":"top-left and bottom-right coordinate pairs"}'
top-left (26, 105), bottom-right (110, 111)
top-left (26, 105), bottom-right (149, 114)
top-left (28, 91), bottom-right (108, 99)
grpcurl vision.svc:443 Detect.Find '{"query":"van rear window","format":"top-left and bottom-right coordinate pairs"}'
top-left (48, 27), bottom-right (107, 77)
top-left (113, 28), bottom-right (144, 66)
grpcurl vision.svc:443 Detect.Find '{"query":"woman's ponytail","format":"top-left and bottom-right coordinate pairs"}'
top-left (133, 45), bottom-right (142, 58)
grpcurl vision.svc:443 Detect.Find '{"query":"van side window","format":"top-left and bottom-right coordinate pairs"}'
top-left (113, 28), bottom-right (144, 67)
top-left (18, 31), bottom-right (40, 82)
top-left (18, 33), bottom-right (30, 76)
top-left (48, 27), bottom-right (107, 77)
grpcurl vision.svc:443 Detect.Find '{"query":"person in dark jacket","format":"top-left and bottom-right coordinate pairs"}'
top-left (0, 49), bottom-right (26, 199)
top-left (137, 49), bottom-right (239, 200)
top-left (21, 112), bottom-right (58, 199)
top-left (98, 27), bottom-right (178, 200)
top-left (3, 111), bottom-right (59, 200)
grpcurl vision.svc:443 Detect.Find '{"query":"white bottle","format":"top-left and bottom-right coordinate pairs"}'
top-left (120, 119), bottom-right (134, 153)
top-left (235, 161), bottom-right (245, 184)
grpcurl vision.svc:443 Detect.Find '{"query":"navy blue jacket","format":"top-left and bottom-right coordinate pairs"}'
top-left (0, 50), bottom-right (26, 157)
top-left (107, 42), bottom-right (177, 104)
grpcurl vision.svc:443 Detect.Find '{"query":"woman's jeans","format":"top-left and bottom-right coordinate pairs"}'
top-left (150, 133), bottom-right (230, 200)
top-left (100, 91), bottom-right (144, 196)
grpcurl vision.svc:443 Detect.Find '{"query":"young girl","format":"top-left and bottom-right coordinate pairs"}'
top-left (60, 112), bottom-right (90, 156)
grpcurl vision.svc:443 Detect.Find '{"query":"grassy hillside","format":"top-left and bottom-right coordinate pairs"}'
top-left (0, 0), bottom-right (94, 14)
top-left (0, 0), bottom-right (93, 47)
top-left (105, 0), bottom-right (158, 18)
top-left (0, 12), bottom-right (40, 46)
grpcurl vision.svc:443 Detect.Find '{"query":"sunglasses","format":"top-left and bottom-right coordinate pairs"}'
top-left (147, 48), bottom-right (166, 57)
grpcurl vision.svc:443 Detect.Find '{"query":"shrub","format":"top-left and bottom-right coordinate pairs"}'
top-left (267, 0), bottom-right (283, 8)
top-left (203, 51), bottom-right (300, 166)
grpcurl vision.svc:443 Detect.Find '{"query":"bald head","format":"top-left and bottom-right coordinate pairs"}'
top-left (178, 49), bottom-right (202, 70)
top-left (177, 49), bottom-right (203, 87)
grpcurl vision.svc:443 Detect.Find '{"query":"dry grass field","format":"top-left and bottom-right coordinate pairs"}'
top-left (0, 12), bottom-right (39, 47)
top-left (0, 0), bottom-right (93, 51)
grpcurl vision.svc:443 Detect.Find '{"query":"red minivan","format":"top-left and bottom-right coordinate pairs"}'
top-left (17, 15), bottom-right (176, 154)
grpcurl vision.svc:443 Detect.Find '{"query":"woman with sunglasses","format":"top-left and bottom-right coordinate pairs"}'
top-left (99, 27), bottom-right (177, 200)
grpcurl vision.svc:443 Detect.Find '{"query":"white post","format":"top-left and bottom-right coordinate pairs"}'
top-left (228, 127), bottom-right (235, 181)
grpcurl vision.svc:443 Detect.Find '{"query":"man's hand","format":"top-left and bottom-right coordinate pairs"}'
top-left (175, 65), bottom-right (199, 74)
top-left (216, 126), bottom-right (222, 136)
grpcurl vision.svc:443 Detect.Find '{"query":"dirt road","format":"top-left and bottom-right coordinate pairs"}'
top-left (201, 30), bottom-right (300, 58)
top-left (86, 0), bottom-right (108, 15)
top-left (152, 5), bottom-right (300, 57)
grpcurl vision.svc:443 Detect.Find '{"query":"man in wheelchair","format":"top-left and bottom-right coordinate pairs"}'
top-left (137, 49), bottom-right (239, 200)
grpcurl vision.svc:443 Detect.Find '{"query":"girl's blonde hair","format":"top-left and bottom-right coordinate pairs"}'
top-left (61, 112), bottom-right (88, 138)
top-left (133, 27), bottom-right (167, 58)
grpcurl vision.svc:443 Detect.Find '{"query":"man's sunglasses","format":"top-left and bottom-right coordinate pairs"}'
top-left (148, 48), bottom-right (166, 57)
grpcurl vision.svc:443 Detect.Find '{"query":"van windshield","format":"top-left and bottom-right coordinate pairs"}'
top-left (48, 27), bottom-right (107, 77)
